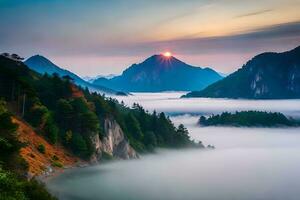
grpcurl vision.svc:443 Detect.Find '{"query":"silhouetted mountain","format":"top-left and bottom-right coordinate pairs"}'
top-left (92, 54), bottom-right (222, 92)
top-left (25, 55), bottom-right (120, 95)
top-left (184, 46), bottom-right (300, 99)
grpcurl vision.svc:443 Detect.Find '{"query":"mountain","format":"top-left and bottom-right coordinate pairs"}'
top-left (1, 53), bottom-right (202, 160)
top-left (92, 54), bottom-right (223, 92)
top-left (24, 55), bottom-right (120, 95)
top-left (82, 74), bottom-right (117, 83)
top-left (184, 46), bottom-right (300, 99)
top-left (0, 54), bottom-right (203, 199)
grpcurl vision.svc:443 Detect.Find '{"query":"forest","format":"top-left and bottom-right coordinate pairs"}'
top-left (0, 55), bottom-right (198, 199)
top-left (199, 111), bottom-right (298, 127)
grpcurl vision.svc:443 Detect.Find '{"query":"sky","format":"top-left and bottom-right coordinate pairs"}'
top-left (1, 0), bottom-right (300, 76)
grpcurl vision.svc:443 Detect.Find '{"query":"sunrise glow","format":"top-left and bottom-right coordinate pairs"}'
top-left (163, 52), bottom-right (172, 57)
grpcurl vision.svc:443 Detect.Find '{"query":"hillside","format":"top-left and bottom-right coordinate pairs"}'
top-left (184, 46), bottom-right (300, 99)
top-left (0, 53), bottom-right (201, 162)
top-left (93, 54), bottom-right (223, 92)
top-left (13, 117), bottom-right (80, 178)
top-left (0, 100), bottom-right (58, 200)
top-left (24, 55), bottom-right (123, 95)
top-left (0, 54), bottom-right (203, 199)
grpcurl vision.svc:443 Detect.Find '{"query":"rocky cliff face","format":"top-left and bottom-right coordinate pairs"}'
top-left (90, 118), bottom-right (138, 162)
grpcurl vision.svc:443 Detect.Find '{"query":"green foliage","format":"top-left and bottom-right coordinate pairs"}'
top-left (70, 132), bottom-right (88, 157)
top-left (23, 179), bottom-right (57, 200)
top-left (43, 116), bottom-right (59, 144)
top-left (63, 130), bottom-right (72, 144)
top-left (26, 104), bottom-right (48, 127)
top-left (199, 111), bottom-right (296, 127)
top-left (55, 99), bottom-right (73, 130)
top-left (0, 100), bottom-right (27, 173)
top-left (143, 131), bottom-right (157, 151)
top-left (125, 113), bottom-right (143, 141)
top-left (37, 144), bottom-right (46, 154)
top-left (55, 98), bottom-right (99, 157)
top-left (52, 155), bottom-right (59, 161)
top-left (79, 110), bottom-right (99, 134)
top-left (0, 99), bottom-right (57, 200)
top-left (0, 168), bottom-right (57, 200)
top-left (0, 168), bottom-right (28, 200)
top-left (34, 73), bottom-right (72, 109)
top-left (26, 103), bottom-right (58, 144)
top-left (51, 161), bottom-right (63, 168)
top-left (174, 124), bottom-right (192, 147)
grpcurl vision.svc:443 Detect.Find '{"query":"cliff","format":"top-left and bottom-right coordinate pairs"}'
top-left (15, 114), bottom-right (137, 178)
top-left (91, 118), bottom-right (138, 162)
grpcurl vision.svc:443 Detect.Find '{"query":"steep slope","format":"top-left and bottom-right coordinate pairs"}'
top-left (0, 100), bottom-right (57, 200)
top-left (184, 46), bottom-right (300, 99)
top-left (93, 54), bottom-right (223, 92)
top-left (13, 117), bottom-right (81, 178)
top-left (24, 55), bottom-right (121, 95)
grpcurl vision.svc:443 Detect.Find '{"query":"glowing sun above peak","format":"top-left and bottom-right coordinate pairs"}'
top-left (163, 52), bottom-right (172, 57)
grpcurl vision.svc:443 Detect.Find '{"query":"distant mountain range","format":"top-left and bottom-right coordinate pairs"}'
top-left (83, 74), bottom-right (117, 83)
top-left (183, 46), bottom-right (300, 99)
top-left (92, 54), bottom-right (223, 92)
top-left (25, 55), bottom-right (122, 95)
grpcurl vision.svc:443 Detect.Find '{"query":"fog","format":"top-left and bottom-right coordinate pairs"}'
top-left (47, 92), bottom-right (300, 200)
top-left (116, 92), bottom-right (300, 118)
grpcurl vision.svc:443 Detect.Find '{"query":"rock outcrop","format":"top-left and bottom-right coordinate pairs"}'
top-left (90, 118), bottom-right (138, 162)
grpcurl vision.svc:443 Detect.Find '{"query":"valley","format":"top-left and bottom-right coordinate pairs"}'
top-left (47, 92), bottom-right (300, 200)
top-left (1, 1), bottom-right (300, 199)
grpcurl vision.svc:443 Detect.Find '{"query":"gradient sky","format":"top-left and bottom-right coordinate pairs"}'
top-left (1, 0), bottom-right (300, 76)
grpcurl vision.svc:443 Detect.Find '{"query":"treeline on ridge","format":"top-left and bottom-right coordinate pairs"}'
top-left (199, 111), bottom-right (298, 127)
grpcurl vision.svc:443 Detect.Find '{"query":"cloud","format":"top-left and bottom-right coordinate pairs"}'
top-left (146, 21), bottom-right (300, 55)
top-left (51, 20), bottom-right (300, 57)
top-left (235, 9), bottom-right (274, 18)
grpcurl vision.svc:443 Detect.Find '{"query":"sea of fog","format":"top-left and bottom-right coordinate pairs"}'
top-left (47, 92), bottom-right (300, 200)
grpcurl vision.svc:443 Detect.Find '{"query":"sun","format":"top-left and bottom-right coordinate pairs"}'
top-left (163, 52), bottom-right (172, 57)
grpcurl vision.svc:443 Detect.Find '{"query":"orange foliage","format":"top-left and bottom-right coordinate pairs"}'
top-left (13, 117), bottom-right (80, 177)
top-left (70, 84), bottom-right (84, 98)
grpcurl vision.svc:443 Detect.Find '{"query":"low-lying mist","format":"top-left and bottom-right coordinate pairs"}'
top-left (116, 92), bottom-right (300, 118)
top-left (47, 92), bottom-right (300, 200)
top-left (170, 114), bottom-right (300, 149)
top-left (48, 142), bottom-right (300, 200)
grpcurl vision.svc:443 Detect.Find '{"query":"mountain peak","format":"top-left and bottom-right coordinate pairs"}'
top-left (93, 54), bottom-right (222, 92)
top-left (148, 54), bottom-right (179, 60)
top-left (25, 55), bottom-right (60, 73)
top-left (138, 54), bottom-right (188, 69)
top-left (24, 55), bottom-right (119, 94)
top-left (26, 54), bottom-right (55, 66)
